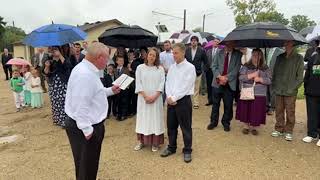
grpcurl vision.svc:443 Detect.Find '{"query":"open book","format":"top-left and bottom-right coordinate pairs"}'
top-left (112, 74), bottom-right (134, 90)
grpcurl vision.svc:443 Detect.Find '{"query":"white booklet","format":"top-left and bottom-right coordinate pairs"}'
top-left (112, 74), bottom-right (134, 90)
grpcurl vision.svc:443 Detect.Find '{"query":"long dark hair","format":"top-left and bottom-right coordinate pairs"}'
top-left (145, 47), bottom-right (160, 67)
top-left (245, 48), bottom-right (268, 70)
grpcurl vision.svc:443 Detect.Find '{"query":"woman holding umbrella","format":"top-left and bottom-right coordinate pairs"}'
top-left (236, 49), bottom-right (272, 135)
top-left (44, 46), bottom-right (72, 127)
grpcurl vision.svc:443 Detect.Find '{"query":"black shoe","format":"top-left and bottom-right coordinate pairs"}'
top-left (120, 116), bottom-right (127, 121)
top-left (160, 149), bottom-right (176, 157)
top-left (207, 123), bottom-right (217, 130)
top-left (224, 126), bottom-right (231, 132)
top-left (205, 102), bottom-right (213, 106)
top-left (184, 154), bottom-right (192, 163)
top-left (116, 116), bottom-right (121, 121)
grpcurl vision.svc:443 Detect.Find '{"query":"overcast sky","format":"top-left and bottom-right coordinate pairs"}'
top-left (1, 0), bottom-right (319, 40)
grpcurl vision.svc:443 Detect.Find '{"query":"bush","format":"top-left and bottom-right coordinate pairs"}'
top-left (297, 84), bottom-right (305, 99)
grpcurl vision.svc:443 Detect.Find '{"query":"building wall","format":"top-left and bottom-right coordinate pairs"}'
top-left (85, 22), bottom-right (120, 42)
top-left (13, 45), bottom-right (35, 62)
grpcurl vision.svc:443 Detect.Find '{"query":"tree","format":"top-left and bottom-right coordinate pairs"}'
top-left (290, 15), bottom-right (317, 32)
top-left (0, 26), bottom-right (26, 52)
top-left (226, 0), bottom-right (289, 26)
top-left (256, 11), bottom-right (289, 25)
top-left (0, 16), bottom-right (7, 38)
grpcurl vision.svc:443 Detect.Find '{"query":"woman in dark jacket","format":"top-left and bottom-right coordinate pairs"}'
top-left (44, 46), bottom-right (72, 127)
top-left (302, 47), bottom-right (320, 147)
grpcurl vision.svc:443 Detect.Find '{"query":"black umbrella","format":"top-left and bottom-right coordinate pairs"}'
top-left (220, 22), bottom-right (307, 48)
top-left (98, 25), bottom-right (158, 48)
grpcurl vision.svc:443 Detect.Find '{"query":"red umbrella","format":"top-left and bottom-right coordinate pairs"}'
top-left (6, 58), bottom-right (31, 66)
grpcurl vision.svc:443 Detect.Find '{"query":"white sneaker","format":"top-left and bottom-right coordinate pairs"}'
top-left (285, 133), bottom-right (293, 141)
top-left (302, 136), bottom-right (314, 143)
top-left (271, 131), bottom-right (283, 137)
top-left (134, 143), bottom-right (144, 151)
top-left (317, 140), bottom-right (320, 147)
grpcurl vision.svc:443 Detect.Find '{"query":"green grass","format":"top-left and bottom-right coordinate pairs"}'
top-left (297, 84), bottom-right (305, 99)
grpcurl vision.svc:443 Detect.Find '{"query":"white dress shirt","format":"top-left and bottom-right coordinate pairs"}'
top-left (165, 59), bottom-right (196, 102)
top-left (191, 47), bottom-right (197, 61)
top-left (65, 59), bottom-right (114, 136)
top-left (160, 50), bottom-right (175, 71)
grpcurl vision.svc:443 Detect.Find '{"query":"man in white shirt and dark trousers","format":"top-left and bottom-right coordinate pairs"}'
top-left (65, 42), bottom-right (120, 180)
top-left (160, 43), bottom-right (196, 163)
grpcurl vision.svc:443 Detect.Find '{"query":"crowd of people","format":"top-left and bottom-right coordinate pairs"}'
top-left (1, 37), bottom-right (320, 179)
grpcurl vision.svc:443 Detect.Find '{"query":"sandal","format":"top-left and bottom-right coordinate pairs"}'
top-left (251, 129), bottom-right (258, 136)
top-left (242, 128), bottom-right (249, 135)
top-left (151, 146), bottom-right (159, 152)
top-left (134, 143), bottom-right (144, 151)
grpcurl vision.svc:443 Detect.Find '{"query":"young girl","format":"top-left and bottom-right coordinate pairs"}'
top-left (23, 65), bottom-right (32, 106)
top-left (30, 69), bottom-right (44, 108)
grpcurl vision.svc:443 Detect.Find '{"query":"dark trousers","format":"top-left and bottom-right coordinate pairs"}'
top-left (114, 90), bottom-right (129, 117)
top-left (2, 65), bottom-right (12, 80)
top-left (167, 96), bottom-right (192, 154)
top-left (65, 118), bottom-right (105, 180)
top-left (306, 96), bottom-right (320, 138)
top-left (205, 70), bottom-right (213, 103)
top-left (107, 96), bottom-right (116, 117)
top-left (128, 86), bottom-right (137, 115)
top-left (267, 85), bottom-right (276, 111)
top-left (210, 86), bottom-right (235, 127)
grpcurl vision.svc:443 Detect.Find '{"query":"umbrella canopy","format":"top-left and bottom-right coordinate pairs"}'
top-left (6, 58), bottom-right (31, 66)
top-left (23, 24), bottom-right (87, 47)
top-left (299, 26), bottom-right (316, 37)
top-left (98, 25), bottom-right (158, 48)
top-left (306, 25), bottom-right (320, 43)
top-left (220, 22), bottom-right (307, 48)
top-left (204, 40), bottom-right (225, 50)
top-left (169, 30), bottom-right (192, 40)
top-left (181, 32), bottom-right (216, 44)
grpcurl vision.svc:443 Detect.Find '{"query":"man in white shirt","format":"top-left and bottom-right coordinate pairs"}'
top-left (160, 40), bottom-right (175, 73)
top-left (160, 40), bottom-right (175, 103)
top-left (81, 41), bottom-right (88, 55)
top-left (65, 42), bottom-right (120, 180)
top-left (160, 43), bottom-right (196, 163)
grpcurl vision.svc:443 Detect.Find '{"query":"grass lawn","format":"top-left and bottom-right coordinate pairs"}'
top-left (297, 84), bottom-right (305, 99)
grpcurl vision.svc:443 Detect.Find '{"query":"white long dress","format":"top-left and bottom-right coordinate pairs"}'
top-left (135, 64), bottom-right (165, 136)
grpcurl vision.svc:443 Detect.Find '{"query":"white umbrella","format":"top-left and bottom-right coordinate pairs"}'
top-left (306, 25), bottom-right (320, 43)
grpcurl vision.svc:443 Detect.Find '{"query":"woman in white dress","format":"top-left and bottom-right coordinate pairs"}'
top-left (134, 47), bottom-right (165, 152)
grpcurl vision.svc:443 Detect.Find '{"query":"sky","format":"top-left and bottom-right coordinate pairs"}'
top-left (0, 0), bottom-right (319, 40)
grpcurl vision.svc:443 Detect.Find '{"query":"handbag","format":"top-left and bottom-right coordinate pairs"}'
top-left (240, 81), bottom-right (255, 100)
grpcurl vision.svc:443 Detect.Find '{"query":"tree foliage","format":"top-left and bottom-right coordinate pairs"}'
top-left (0, 26), bottom-right (26, 52)
top-left (226, 0), bottom-right (283, 26)
top-left (290, 15), bottom-right (317, 32)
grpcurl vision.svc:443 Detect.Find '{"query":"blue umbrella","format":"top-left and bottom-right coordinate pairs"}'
top-left (23, 24), bottom-right (87, 47)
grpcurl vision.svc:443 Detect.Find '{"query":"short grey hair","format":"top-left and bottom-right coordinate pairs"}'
top-left (172, 43), bottom-right (186, 52)
top-left (86, 42), bottom-right (109, 57)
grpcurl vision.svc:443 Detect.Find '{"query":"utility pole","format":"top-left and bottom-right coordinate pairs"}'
top-left (183, 9), bottom-right (186, 31)
top-left (202, 12), bottom-right (214, 32)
